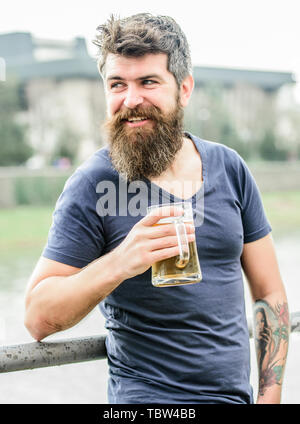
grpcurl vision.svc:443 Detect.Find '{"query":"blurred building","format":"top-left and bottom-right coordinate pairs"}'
top-left (0, 32), bottom-right (296, 164)
top-left (188, 67), bottom-right (297, 153)
top-left (0, 32), bottom-right (105, 165)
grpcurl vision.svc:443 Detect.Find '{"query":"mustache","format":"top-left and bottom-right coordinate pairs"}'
top-left (107, 105), bottom-right (164, 126)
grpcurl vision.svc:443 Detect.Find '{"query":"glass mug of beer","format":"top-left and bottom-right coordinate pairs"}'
top-left (147, 202), bottom-right (202, 287)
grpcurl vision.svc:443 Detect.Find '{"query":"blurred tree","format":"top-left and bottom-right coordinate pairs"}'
top-left (50, 124), bottom-right (81, 165)
top-left (184, 82), bottom-right (300, 162)
top-left (276, 106), bottom-right (300, 161)
top-left (185, 84), bottom-right (251, 159)
top-left (220, 121), bottom-right (250, 159)
top-left (259, 129), bottom-right (288, 161)
top-left (0, 78), bottom-right (33, 165)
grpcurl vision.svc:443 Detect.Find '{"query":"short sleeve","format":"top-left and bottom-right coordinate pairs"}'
top-left (42, 169), bottom-right (105, 268)
top-left (238, 157), bottom-right (272, 243)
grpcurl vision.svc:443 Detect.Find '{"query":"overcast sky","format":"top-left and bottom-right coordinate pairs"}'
top-left (2, 0), bottom-right (300, 99)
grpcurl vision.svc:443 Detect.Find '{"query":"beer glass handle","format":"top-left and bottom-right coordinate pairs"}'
top-left (174, 219), bottom-right (190, 265)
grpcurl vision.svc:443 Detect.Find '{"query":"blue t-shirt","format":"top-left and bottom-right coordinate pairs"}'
top-left (42, 133), bottom-right (271, 404)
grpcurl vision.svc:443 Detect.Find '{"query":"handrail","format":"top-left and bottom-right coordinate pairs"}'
top-left (1, 312), bottom-right (299, 374)
top-left (0, 334), bottom-right (107, 373)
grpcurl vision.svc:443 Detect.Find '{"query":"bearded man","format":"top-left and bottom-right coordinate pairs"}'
top-left (25, 13), bottom-right (289, 404)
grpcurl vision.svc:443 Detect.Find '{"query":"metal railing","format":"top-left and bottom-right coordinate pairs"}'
top-left (1, 312), bottom-right (299, 374)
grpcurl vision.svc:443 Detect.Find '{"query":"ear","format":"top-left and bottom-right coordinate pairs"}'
top-left (179, 74), bottom-right (194, 108)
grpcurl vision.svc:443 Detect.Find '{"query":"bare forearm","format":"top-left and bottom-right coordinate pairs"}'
top-left (253, 295), bottom-right (290, 403)
top-left (25, 250), bottom-right (124, 340)
top-left (25, 206), bottom-right (195, 341)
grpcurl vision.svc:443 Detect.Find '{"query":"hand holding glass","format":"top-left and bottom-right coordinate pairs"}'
top-left (147, 202), bottom-right (202, 287)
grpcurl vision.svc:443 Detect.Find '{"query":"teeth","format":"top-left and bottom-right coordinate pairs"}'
top-left (127, 117), bottom-right (146, 122)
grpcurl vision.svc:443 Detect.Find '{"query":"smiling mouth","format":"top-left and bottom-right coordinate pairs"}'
top-left (124, 117), bottom-right (151, 128)
top-left (126, 117), bottom-right (147, 123)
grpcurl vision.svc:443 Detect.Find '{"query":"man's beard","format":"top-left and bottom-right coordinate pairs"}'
top-left (103, 98), bottom-right (184, 181)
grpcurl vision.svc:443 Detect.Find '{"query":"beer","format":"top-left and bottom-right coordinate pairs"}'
top-left (147, 202), bottom-right (202, 287)
top-left (152, 222), bottom-right (202, 287)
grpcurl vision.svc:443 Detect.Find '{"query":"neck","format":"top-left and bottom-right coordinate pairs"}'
top-left (157, 136), bottom-right (197, 180)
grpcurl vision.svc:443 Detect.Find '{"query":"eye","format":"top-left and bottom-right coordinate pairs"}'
top-left (110, 82), bottom-right (125, 91)
top-left (142, 79), bottom-right (158, 86)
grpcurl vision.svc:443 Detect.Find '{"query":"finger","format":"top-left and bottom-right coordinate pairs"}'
top-left (142, 205), bottom-right (185, 227)
top-left (149, 245), bottom-right (182, 263)
top-left (147, 222), bottom-right (195, 239)
top-left (261, 332), bottom-right (271, 343)
top-left (148, 232), bottom-right (195, 251)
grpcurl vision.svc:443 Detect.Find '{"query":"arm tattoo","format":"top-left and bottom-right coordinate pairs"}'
top-left (254, 299), bottom-right (289, 396)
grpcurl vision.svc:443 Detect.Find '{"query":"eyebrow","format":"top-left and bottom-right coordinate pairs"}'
top-left (107, 74), bottom-right (163, 82)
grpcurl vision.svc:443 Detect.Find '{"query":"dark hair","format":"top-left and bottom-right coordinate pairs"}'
top-left (256, 307), bottom-right (268, 327)
top-left (93, 13), bottom-right (192, 87)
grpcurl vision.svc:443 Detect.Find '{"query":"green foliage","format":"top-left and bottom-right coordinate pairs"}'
top-left (50, 125), bottom-right (81, 165)
top-left (259, 130), bottom-right (288, 161)
top-left (185, 84), bottom-right (251, 159)
top-left (219, 121), bottom-right (250, 159)
top-left (14, 174), bottom-right (69, 205)
top-left (184, 83), bottom-right (299, 161)
top-left (0, 205), bottom-right (54, 252)
top-left (262, 190), bottom-right (300, 237)
top-left (0, 78), bottom-right (33, 165)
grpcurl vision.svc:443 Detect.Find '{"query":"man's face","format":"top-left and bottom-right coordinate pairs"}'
top-left (104, 53), bottom-right (180, 119)
top-left (102, 53), bottom-right (186, 181)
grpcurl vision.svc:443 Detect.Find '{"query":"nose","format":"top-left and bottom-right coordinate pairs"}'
top-left (124, 87), bottom-right (144, 109)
